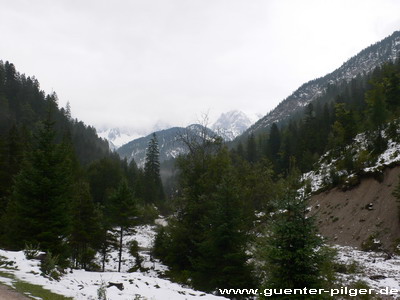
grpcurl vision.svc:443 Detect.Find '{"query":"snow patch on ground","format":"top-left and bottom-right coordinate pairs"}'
top-left (302, 124), bottom-right (400, 193)
top-left (0, 224), bottom-right (226, 300)
top-left (336, 245), bottom-right (400, 298)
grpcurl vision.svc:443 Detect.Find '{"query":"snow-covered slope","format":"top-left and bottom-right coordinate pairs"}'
top-left (97, 128), bottom-right (142, 150)
top-left (247, 31), bottom-right (400, 135)
top-left (117, 124), bottom-right (216, 168)
top-left (0, 224), bottom-right (226, 300)
top-left (211, 110), bottom-right (255, 141)
top-left (303, 120), bottom-right (400, 194)
top-left (3, 226), bottom-right (400, 299)
top-left (335, 245), bottom-right (400, 296)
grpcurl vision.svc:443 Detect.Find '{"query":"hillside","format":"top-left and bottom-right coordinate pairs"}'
top-left (244, 30), bottom-right (400, 136)
top-left (310, 165), bottom-right (400, 251)
top-left (117, 124), bottom-right (215, 167)
top-left (0, 60), bottom-right (110, 165)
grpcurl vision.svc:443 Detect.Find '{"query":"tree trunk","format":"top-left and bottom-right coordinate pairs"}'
top-left (102, 248), bottom-right (106, 272)
top-left (118, 226), bottom-right (123, 272)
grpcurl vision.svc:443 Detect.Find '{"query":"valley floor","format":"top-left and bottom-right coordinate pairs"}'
top-left (0, 224), bottom-right (226, 300)
top-left (2, 224), bottom-right (400, 299)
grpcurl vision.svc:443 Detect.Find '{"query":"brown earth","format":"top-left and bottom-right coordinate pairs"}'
top-left (310, 166), bottom-right (400, 251)
top-left (0, 285), bottom-right (31, 300)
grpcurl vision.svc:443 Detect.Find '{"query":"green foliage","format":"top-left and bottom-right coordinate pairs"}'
top-left (354, 149), bottom-right (372, 171)
top-left (87, 156), bottom-right (125, 205)
top-left (154, 137), bottom-right (256, 293)
top-left (137, 204), bottom-right (159, 224)
top-left (361, 234), bottom-right (383, 252)
top-left (40, 252), bottom-right (61, 280)
top-left (392, 239), bottom-right (400, 255)
top-left (190, 168), bottom-right (254, 292)
top-left (69, 181), bottom-right (103, 270)
top-left (144, 133), bottom-right (165, 204)
top-left (128, 240), bottom-right (143, 272)
top-left (97, 280), bottom-right (108, 300)
top-left (13, 280), bottom-right (73, 300)
top-left (334, 260), bottom-right (360, 275)
top-left (235, 158), bottom-right (279, 212)
top-left (6, 115), bottom-right (73, 258)
top-left (246, 133), bottom-right (258, 163)
top-left (0, 61), bottom-right (109, 165)
top-left (107, 179), bottom-right (139, 272)
top-left (258, 175), bottom-right (335, 298)
top-left (366, 76), bottom-right (389, 129)
top-left (0, 60), bottom-right (151, 273)
top-left (268, 123), bottom-right (281, 171)
top-left (24, 243), bottom-right (41, 260)
top-left (235, 58), bottom-right (400, 181)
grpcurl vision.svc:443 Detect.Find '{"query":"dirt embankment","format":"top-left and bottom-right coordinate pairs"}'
top-left (310, 166), bottom-right (400, 250)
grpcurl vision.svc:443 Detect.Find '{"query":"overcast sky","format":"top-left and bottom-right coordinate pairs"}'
top-left (1, 0), bottom-right (400, 133)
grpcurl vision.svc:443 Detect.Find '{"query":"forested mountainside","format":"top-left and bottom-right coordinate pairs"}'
top-left (244, 30), bottom-right (400, 137)
top-left (235, 54), bottom-right (400, 178)
top-left (0, 60), bottom-right (166, 274)
top-left (0, 60), bottom-right (110, 165)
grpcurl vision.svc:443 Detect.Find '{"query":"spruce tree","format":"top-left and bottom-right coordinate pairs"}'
top-left (365, 83), bottom-right (388, 129)
top-left (191, 159), bottom-right (255, 293)
top-left (69, 181), bottom-right (102, 269)
top-left (246, 133), bottom-right (257, 163)
top-left (144, 133), bottom-right (164, 204)
top-left (268, 123), bottom-right (281, 160)
top-left (258, 174), bottom-right (335, 298)
top-left (107, 179), bottom-right (138, 272)
top-left (7, 113), bottom-right (73, 257)
top-left (154, 138), bottom-right (255, 293)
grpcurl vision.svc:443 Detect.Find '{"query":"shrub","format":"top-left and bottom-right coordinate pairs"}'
top-left (40, 252), bottom-right (61, 280)
top-left (137, 204), bottom-right (159, 224)
top-left (23, 243), bottom-right (41, 260)
top-left (97, 280), bottom-right (107, 300)
top-left (128, 240), bottom-right (143, 272)
top-left (361, 234), bottom-right (383, 252)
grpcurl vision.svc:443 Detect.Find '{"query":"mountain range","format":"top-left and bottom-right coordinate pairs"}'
top-left (117, 124), bottom-right (217, 168)
top-left (109, 32), bottom-right (400, 170)
top-left (99, 110), bottom-right (255, 151)
top-left (244, 30), bottom-right (400, 136)
top-left (116, 110), bottom-right (256, 167)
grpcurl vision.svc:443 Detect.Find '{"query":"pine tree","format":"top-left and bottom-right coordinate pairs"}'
top-left (191, 160), bottom-right (255, 293)
top-left (87, 156), bottom-right (124, 205)
top-left (144, 133), bottom-right (164, 204)
top-left (268, 123), bottom-right (281, 160)
top-left (246, 133), bottom-right (257, 163)
top-left (6, 113), bottom-right (73, 257)
top-left (0, 136), bottom-right (9, 238)
top-left (365, 82), bottom-right (388, 129)
top-left (236, 142), bottom-right (245, 159)
top-left (69, 181), bottom-right (102, 269)
top-left (154, 140), bottom-right (255, 293)
top-left (107, 179), bottom-right (138, 272)
top-left (258, 174), bottom-right (335, 298)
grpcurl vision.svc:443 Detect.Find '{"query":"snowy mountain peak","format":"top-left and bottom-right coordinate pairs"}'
top-left (212, 110), bottom-right (254, 141)
top-left (97, 128), bottom-right (143, 149)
